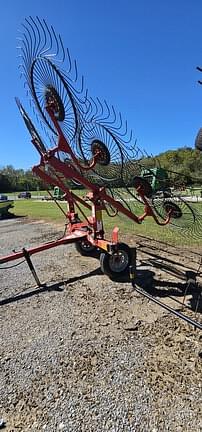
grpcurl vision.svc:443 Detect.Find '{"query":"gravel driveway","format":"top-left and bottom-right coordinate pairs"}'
top-left (0, 218), bottom-right (201, 432)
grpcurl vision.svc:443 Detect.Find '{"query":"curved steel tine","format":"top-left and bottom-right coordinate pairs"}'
top-left (109, 109), bottom-right (122, 131)
top-left (58, 34), bottom-right (66, 63)
top-left (119, 112), bottom-right (123, 129)
top-left (21, 23), bottom-right (33, 60)
top-left (67, 58), bottom-right (78, 82)
top-left (21, 23), bottom-right (34, 66)
top-left (102, 104), bottom-right (116, 125)
top-left (42, 19), bottom-right (54, 57)
top-left (30, 16), bottom-right (43, 58)
top-left (74, 59), bottom-right (78, 82)
top-left (84, 97), bottom-right (92, 121)
top-left (109, 115), bottom-right (128, 140)
top-left (100, 99), bottom-right (110, 121)
top-left (68, 73), bottom-right (84, 96)
top-left (23, 81), bottom-right (30, 93)
top-left (19, 40), bottom-right (30, 68)
top-left (16, 34), bottom-right (26, 57)
top-left (85, 97), bottom-right (93, 121)
top-left (83, 88), bottom-right (88, 104)
top-left (78, 74), bottom-right (84, 94)
top-left (90, 97), bottom-right (99, 121)
top-left (122, 122), bottom-right (131, 142)
top-left (136, 145), bottom-right (144, 160)
top-left (96, 97), bottom-right (104, 120)
top-left (20, 40), bottom-right (32, 74)
top-left (25, 17), bottom-right (39, 59)
top-left (125, 128), bottom-right (133, 144)
top-left (50, 24), bottom-right (60, 58)
top-left (66, 47), bottom-right (72, 74)
top-left (50, 24), bottom-right (65, 63)
top-left (91, 97), bottom-right (104, 123)
top-left (17, 43), bottom-right (29, 73)
top-left (36, 16), bottom-right (48, 57)
top-left (77, 90), bottom-right (89, 117)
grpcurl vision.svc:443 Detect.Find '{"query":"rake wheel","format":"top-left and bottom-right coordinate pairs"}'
top-left (30, 57), bottom-right (79, 142)
top-left (151, 195), bottom-right (202, 240)
top-left (77, 122), bottom-right (124, 182)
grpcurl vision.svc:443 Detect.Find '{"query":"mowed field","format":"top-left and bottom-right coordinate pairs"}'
top-left (9, 191), bottom-right (202, 247)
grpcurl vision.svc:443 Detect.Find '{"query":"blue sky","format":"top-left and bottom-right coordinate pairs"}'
top-left (1, 0), bottom-right (202, 169)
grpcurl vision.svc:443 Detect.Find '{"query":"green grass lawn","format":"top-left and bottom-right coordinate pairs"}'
top-left (10, 198), bottom-right (202, 247)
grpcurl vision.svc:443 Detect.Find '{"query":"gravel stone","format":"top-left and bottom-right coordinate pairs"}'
top-left (0, 218), bottom-right (201, 432)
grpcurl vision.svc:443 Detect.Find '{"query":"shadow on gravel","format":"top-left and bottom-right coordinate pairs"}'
top-left (0, 213), bottom-right (25, 221)
top-left (130, 270), bottom-right (202, 315)
top-left (139, 251), bottom-right (196, 274)
top-left (0, 266), bottom-right (102, 307)
top-left (1, 251), bottom-right (201, 315)
top-left (115, 260), bottom-right (202, 315)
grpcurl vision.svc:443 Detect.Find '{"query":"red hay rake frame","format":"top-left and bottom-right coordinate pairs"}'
top-left (0, 16), bottom-right (201, 331)
top-left (0, 101), bottom-right (174, 269)
top-left (4, 104), bottom-right (201, 334)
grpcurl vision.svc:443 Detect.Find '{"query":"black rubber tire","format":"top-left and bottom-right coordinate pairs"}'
top-left (75, 240), bottom-right (98, 256)
top-left (100, 243), bottom-right (132, 279)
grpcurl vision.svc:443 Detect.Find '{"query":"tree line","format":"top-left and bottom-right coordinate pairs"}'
top-left (144, 146), bottom-right (202, 186)
top-left (0, 147), bottom-right (201, 193)
top-left (0, 166), bottom-right (46, 193)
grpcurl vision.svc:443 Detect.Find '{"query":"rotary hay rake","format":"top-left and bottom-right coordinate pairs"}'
top-left (0, 17), bottom-right (202, 330)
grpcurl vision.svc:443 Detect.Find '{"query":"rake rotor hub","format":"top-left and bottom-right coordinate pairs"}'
top-left (134, 176), bottom-right (153, 198)
top-left (45, 85), bottom-right (65, 122)
top-left (91, 140), bottom-right (111, 166)
top-left (163, 201), bottom-right (182, 219)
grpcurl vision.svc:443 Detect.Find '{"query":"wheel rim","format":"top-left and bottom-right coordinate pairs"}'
top-left (108, 250), bottom-right (129, 273)
top-left (80, 241), bottom-right (95, 252)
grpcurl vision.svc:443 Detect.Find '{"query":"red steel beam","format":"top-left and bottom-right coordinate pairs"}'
top-left (0, 231), bottom-right (87, 264)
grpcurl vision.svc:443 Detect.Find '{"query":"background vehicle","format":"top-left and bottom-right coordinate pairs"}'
top-left (18, 191), bottom-right (31, 199)
top-left (43, 187), bottom-right (65, 201)
top-left (53, 187), bottom-right (65, 200)
top-left (0, 194), bottom-right (8, 201)
top-left (141, 167), bottom-right (170, 194)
